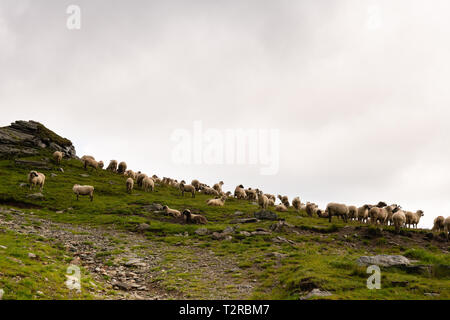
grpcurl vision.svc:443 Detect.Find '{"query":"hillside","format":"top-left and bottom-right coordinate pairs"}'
top-left (0, 122), bottom-right (449, 300)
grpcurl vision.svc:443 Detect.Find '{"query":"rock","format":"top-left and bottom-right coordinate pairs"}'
top-left (251, 230), bottom-right (272, 236)
top-left (19, 183), bottom-right (27, 188)
top-left (0, 245), bottom-right (7, 249)
top-left (56, 210), bottom-right (64, 214)
top-left (402, 265), bottom-right (432, 275)
top-left (266, 252), bottom-right (287, 259)
top-left (239, 231), bottom-right (251, 237)
top-left (28, 252), bottom-right (37, 259)
top-left (114, 282), bottom-right (132, 291)
top-left (272, 236), bottom-right (295, 245)
top-left (136, 223), bottom-right (151, 233)
top-left (357, 255), bottom-right (411, 267)
top-left (254, 210), bottom-right (278, 220)
top-left (50, 173), bottom-right (58, 178)
top-left (211, 232), bottom-right (233, 241)
top-left (424, 292), bottom-right (440, 297)
top-left (230, 218), bottom-right (259, 224)
top-left (80, 174), bottom-right (89, 178)
top-left (124, 258), bottom-right (145, 267)
top-left (26, 193), bottom-right (44, 200)
top-left (223, 226), bottom-right (235, 235)
top-left (195, 228), bottom-right (210, 236)
top-left (234, 211), bottom-right (244, 216)
top-left (300, 288), bottom-right (332, 300)
top-left (270, 221), bottom-right (294, 232)
top-left (0, 120), bottom-right (76, 159)
top-left (142, 203), bottom-right (163, 212)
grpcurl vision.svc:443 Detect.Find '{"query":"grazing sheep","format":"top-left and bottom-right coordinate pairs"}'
top-left (277, 195), bottom-right (290, 207)
top-left (213, 181), bottom-right (224, 193)
top-left (258, 193), bottom-right (269, 210)
top-left (106, 160), bottom-right (118, 172)
top-left (202, 186), bottom-right (219, 196)
top-left (162, 205), bottom-right (181, 218)
top-left (444, 217), bottom-right (450, 240)
top-left (72, 184), bottom-right (94, 201)
top-left (125, 170), bottom-right (137, 180)
top-left (207, 196), bottom-right (227, 207)
top-left (357, 205), bottom-right (371, 224)
top-left (348, 206), bottom-right (358, 221)
top-left (306, 202), bottom-right (317, 217)
top-left (405, 210), bottom-right (424, 229)
top-left (265, 194), bottom-right (276, 202)
top-left (81, 155), bottom-right (95, 162)
top-left (142, 177), bottom-right (155, 192)
top-left (246, 188), bottom-right (258, 201)
top-left (98, 161), bottom-right (104, 169)
top-left (268, 198), bottom-right (275, 206)
top-left (326, 203), bottom-right (349, 223)
top-left (183, 209), bottom-right (208, 224)
top-left (234, 185), bottom-right (247, 199)
top-left (126, 178), bottom-right (134, 193)
top-left (180, 182), bottom-right (195, 198)
top-left (191, 179), bottom-right (201, 191)
top-left (392, 210), bottom-right (406, 233)
top-left (117, 161), bottom-right (127, 174)
top-left (432, 216), bottom-right (445, 233)
top-left (83, 157), bottom-right (101, 171)
top-left (292, 197), bottom-right (301, 212)
top-left (316, 208), bottom-right (328, 218)
top-left (369, 202), bottom-right (392, 225)
top-left (275, 203), bottom-right (288, 212)
top-left (385, 204), bottom-right (401, 225)
top-left (152, 175), bottom-right (161, 184)
top-left (28, 171), bottom-right (45, 191)
top-left (136, 173), bottom-right (148, 188)
top-left (53, 151), bottom-right (63, 164)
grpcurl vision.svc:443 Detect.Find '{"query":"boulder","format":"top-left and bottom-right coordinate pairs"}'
top-left (195, 228), bottom-right (210, 236)
top-left (27, 193), bottom-right (44, 200)
top-left (357, 255), bottom-right (411, 267)
top-left (254, 210), bottom-right (278, 220)
top-left (230, 218), bottom-right (259, 224)
top-left (300, 288), bottom-right (332, 300)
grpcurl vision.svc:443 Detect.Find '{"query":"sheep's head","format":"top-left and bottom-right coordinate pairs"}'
top-left (182, 210), bottom-right (192, 220)
top-left (219, 181), bottom-right (224, 185)
top-left (29, 171), bottom-right (38, 178)
top-left (162, 205), bottom-right (168, 211)
top-left (376, 201), bottom-right (387, 208)
top-left (417, 210), bottom-right (424, 216)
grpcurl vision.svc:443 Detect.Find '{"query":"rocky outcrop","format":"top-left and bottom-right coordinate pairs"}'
top-left (357, 255), bottom-right (411, 267)
top-left (0, 120), bottom-right (76, 159)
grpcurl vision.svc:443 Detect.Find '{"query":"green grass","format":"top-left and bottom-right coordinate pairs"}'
top-left (0, 153), bottom-right (449, 300)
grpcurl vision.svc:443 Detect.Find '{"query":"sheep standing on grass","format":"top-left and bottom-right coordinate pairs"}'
top-left (28, 171), bottom-right (46, 191)
top-left (162, 205), bottom-right (181, 218)
top-left (191, 179), bottom-right (201, 191)
top-left (326, 203), bottom-right (349, 223)
top-left (125, 170), bottom-right (137, 180)
top-left (53, 151), bottom-right (63, 164)
top-left (275, 203), bottom-right (288, 212)
top-left (73, 184), bottom-right (94, 201)
top-left (106, 160), bottom-right (118, 172)
top-left (136, 173), bottom-right (148, 188)
top-left (258, 192), bottom-right (269, 210)
top-left (180, 182), bottom-right (195, 198)
top-left (348, 206), bottom-right (358, 221)
top-left (432, 216), bottom-right (445, 233)
top-left (142, 177), bottom-right (155, 192)
top-left (444, 217), bottom-right (450, 240)
top-left (98, 161), bottom-right (104, 169)
top-left (117, 162), bottom-right (127, 174)
top-left (202, 186), bottom-right (219, 196)
top-left (246, 188), bottom-right (258, 201)
top-left (183, 209), bottom-right (208, 224)
top-left (81, 155), bottom-right (95, 162)
top-left (357, 205), bottom-right (371, 224)
top-left (405, 210), bottom-right (424, 229)
top-left (392, 210), bottom-right (406, 233)
top-left (126, 178), bottom-right (134, 193)
top-left (213, 181), bottom-right (224, 193)
top-left (234, 185), bottom-right (246, 199)
top-left (292, 197), bottom-right (301, 212)
top-left (369, 202), bottom-right (388, 225)
top-left (207, 196), bottom-right (227, 207)
top-left (277, 195), bottom-right (290, 207)
top-left (306, 203), bottom-right (317, 217)
top-left (83, 157), bottom-right (101, 171)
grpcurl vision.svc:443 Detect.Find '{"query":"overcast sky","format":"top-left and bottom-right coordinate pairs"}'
top-left (1, 0), bottom-right (450, 228)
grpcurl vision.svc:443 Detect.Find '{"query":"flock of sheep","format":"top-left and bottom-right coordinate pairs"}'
top-left (24, 151), bottom-right (450, 239)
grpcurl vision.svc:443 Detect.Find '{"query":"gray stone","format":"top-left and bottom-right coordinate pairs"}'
top-left (28, 252), bottom-right (37, 259)
top-left (223, 226), bottom-right (235, 235)
top-left (50, 173), bottom-right (58, 177)
top-left (195, 228), bottom-right (210, 236)
top-left (239, 231), bottom-right (251, 237)
top-left (357, 255), bottom-right (411, 267)
top-left (254, 210), bottom-right (278, 220)
top-left (80, 174), bottom-right (89, 178)
top-left (230, 218), bottom-right (259, 224)
top-left (136, 223), bottom-right (151, 233)
top-left (234, 211), bottom-right (244, 216)
top-left (300, 288), bottom-right (332, 300)
top-left (27, 193), bottom-right (44, 200)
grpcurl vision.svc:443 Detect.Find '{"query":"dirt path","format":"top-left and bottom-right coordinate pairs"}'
top-left (0, 207), bottom-right (255, 300)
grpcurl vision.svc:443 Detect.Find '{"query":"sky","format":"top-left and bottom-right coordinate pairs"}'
top-left (1, 0), bottom-right (450, 228)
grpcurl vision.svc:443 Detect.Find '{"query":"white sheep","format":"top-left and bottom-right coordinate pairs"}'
top-left (207, 196), bottom-right (227, 207)
top-left (136, 173), bottom-right (148, 188)
top-left (405, 210), bottom-right (424, 229)
top-left (275, 203), bottom-right (288, 212)
top-left (142, 177), bottom-right (155, 192)
top-left (183, 209), bottom-right (208, 224)
top-left (126, 178), bottom-right (134, 193)
top-left (432, 216), bottom-right (445, 233)
top-left (444, 217), bottom-right (450, 240)
top-left (213, 181), bottom-right (224, 193)
top-left (106, 160), bottom-right (118, 172)
top-left (292, 197), bottom-right (301, 212)
top-left (191, 179), bottom-right (201, 191)
top-left (28, 171), bottom-right (45, 191)
top-left (180, 182), bottom-right (195, 198)
top-left (83, 157), bottom-right (101, 171)
top-left (53, 151), bottom-right (63, 164)
top-left (326, 203), bottom-right (349, 223)
top-left (258, 193), bottom-right (269, 210)
top-left (348, 206), bottom-right (358, 221)
top-left (306, 202), bottom-right (317, 217)
top-left (234, 185), bottom-right (247, 199)
top-left (73, 184), bottom-right (94, 201)
top-left (392, 210), bottom-right (406, 233)
top-left (117, 161), bottom-right (127, 174)
top-left (277, 195), bottom-right (290, 207)
top-left (125, 170), bottom-right (137, 180)
top-left (202, 186), bottom-right (219, 196)
top-left (162, 205), bottom-right (181, 218)
top-left (357, 205), bottom-right (371, 223)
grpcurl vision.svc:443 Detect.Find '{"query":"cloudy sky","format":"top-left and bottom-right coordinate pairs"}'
top-left (1, 0), bottom-right (450, 228)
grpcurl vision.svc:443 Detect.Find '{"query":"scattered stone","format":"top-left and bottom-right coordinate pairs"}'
top-left (402, 264), bottom-right (432, 275)
top-left (211, 232), bottom-right (232, 241)
top-left (28, 252), bottom-right (37, 259)
top-left (300, 288), bottom-right (332, 300)
top-left (266, 252), bottom-right (287, 259)
top-left (230, 218), bottom-right (259, 224)
top-left (136, 223), bottom-right (151, 233)
top-left (254, 210), bottom-right (278, 220)
top-left (222, 226), bottom-right (235, 235)
top-left (195, 228), bottom-right (210, 236)
top-left (50, 173), bottom-right (58, 178)
top-left (424, 292), bottom-right (440, 297)
top-left (26, 193), bottom-right (44, 200)
top-left (19, 183), bottom-right (27, 188)
top-left (234, 211), bottom-right (244, 216)
top-left (251, 230), bottom-right (272, 236)
top-left (142, 203), bottom-right (163, 212)
top-left (239, 231), bottom-right (251, 237)
top-left (272, 236), bottom-right (295, 245)
top-left (357, 255), bottom-right (411, 267)
top-left (80, 174), bottom-right (89, 178)
top-left (270, 221), bottom-right (294, 232)
top-left (56, 210), bottom-right (64, 214)
top-left (114, 282), bottom-right (132, 291)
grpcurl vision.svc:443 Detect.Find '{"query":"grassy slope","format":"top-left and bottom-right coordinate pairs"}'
top-left (0, 154), bottom-right (449, 300)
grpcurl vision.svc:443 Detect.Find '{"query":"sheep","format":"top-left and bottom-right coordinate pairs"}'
top-left (392, 210), bottom-right (406, 233)
top-left (292, 197), bottom-right (301, 212)
top-left (202, 186), bottom-right (219, 196)
top-left (246, 188), bottom-right (258, 201)
top-left (81, 155), bottom-right (95, 162)
top-left (268, 198), bottom-right (275, 206)
top-left (432, 216), bottom-right (445, 233)
top-left (275, 203), bottom-right (288, 212)
top-left (348, 206), bottom-right (358, 221)
top-left (234, 185), bottom-right (247, 199)
top-left (357, 205), bottom-right (371, 223)
top-left (306, 202), bottom-right (317, 217)
top-left (152, 175), bottom-right (161, 184)
top-left (126, 178), bottom-right (134, 193)
top-left (183, 209), bottom-right (208, 224)
top-left (258, 193), bottom-right (269, 210)
top-left (207, 196), bottom-right (227, 207)
top-left (369, 202), bottom-right (391, 225)
top-left (316, 208), bottom-right (328, 218)
top-left (277, 195), bottom-right (290, 207)
top-left (53, 151), bottom-right (63, 164)
top-left (98, 161), bottom-right (104, 169)
top-left (180, 182), bottom-right (195, 198)
top-left (326, 203), bottom-right (349, 223)
top-left (265, 194), bottom-right (276, 202)
top-left (28, 171), bottom-right (45, 191)
top-left (405, 210), bottom-right (424, 229)
top-left (136, 173), bottom-right (148, 188)
top-left (142, 177), bottom-right (155, 192)
top-left (106, 160), bottom-right (118, 172)
top-left (191, 179), bottom-right (201, 191)
top-left (72, 184), bottom-right (94, 201)
top-left (162, 205), bottom-right (181, 218)
top-left (83, 157), bottom-right (101, 171)
top-left (125, 170), bottom-right (137, 180)
top-left (117, 161), bottom-right (127, 174)
top-left (213, 181), bottom-right (224, 193)
top-left (386, 204), bottom-right (401, 225)
top-left (444, 217), bottom-right (450, 240)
